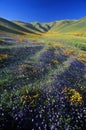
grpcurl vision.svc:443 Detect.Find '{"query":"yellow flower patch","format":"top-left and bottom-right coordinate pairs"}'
top-left (76, 53), bottom-right (86, 65)
top-left (54, 50), bottom-right (60, 55)
top-left (0, 54), bottom-right (8, 61)
top-left (20, 90), bottom-right (39, 106)
top-left (63, 48), bottom-right (78, 56)
top-left (51, 59), bottom-right (60, 65)
top-left (46, 45), bottom-right (58, 50)
top-left (63, 87), bottom-right (82, 103)
top-left (79, 53), bottom-right (86, 57)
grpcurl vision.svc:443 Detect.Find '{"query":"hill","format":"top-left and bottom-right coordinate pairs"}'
top-left (0, 17), bottom-right (53, 35)
top-left (0, 16), bottom-right (86, 36)
top-left (48, 17), bottom-right (86, 36)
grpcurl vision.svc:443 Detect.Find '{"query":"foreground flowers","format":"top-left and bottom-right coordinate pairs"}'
top-left (0, 54), bottom-right (8, 61)
top-left (63, 87), bottom-right (82, 104)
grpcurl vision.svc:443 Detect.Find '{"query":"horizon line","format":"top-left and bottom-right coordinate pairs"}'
top-left (0, 16), bottom-right (86, 23)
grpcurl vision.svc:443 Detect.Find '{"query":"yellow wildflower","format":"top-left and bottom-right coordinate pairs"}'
top-left (63, 87), bottom-right (82, 103)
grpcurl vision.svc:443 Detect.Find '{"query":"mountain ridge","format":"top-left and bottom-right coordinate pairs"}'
top-left (0, 17), bottom-right (86, 36)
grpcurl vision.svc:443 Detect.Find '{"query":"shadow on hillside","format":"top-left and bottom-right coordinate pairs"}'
top-left (0, 25), bottom-right (24, 35)
top-left (25, 23), bottom-right (43, 33)
top-left (0, 18), bottom-right (40, 35)
top-left (38, 23), bottom-right (48, 32)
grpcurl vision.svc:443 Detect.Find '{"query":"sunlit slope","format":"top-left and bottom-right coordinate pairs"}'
top-left (48, 17), bottom-right (86, 36)
top-left (48, 20), bottom-right (77, 32)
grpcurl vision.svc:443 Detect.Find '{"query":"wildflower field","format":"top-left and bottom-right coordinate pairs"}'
top-left (0, 32), bottom-right (86, 130)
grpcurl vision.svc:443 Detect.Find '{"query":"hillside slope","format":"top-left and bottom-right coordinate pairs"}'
top-left (48, 17), bottom-right (86, 36)
top-left (0, 17), bottom-right (86, 36)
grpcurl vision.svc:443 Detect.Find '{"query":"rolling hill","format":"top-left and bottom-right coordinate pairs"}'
top-left (0, 17), bottom-right (53, 35)
top-left (0, 16), bottom-right (86, 36)
top-left (48, 17), bottom-right (86, 36)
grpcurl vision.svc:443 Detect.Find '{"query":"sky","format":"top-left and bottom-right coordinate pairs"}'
top-left (0, 0), bottom-right (86, 22)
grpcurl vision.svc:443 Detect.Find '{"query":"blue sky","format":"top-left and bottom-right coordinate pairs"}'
top-left (0, 0), bottom-right (86, 22)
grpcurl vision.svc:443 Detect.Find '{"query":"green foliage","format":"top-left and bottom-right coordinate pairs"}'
top-left (0, 70), bottom-right (13, 87)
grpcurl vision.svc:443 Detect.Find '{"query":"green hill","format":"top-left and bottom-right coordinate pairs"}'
top-left (48, 17), bottom-right (86, 36)
top-left (0, 18), bottom-right (43, 35)
top-left (0, 16), bottom-right (86, 36)
top-left (31, 22), bottom-right (54, 32)
top-left (0, 18), bottom-right (53, 35)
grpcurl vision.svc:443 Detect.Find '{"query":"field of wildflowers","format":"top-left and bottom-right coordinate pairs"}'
top-left (0, 35), bottom-right (86, 130)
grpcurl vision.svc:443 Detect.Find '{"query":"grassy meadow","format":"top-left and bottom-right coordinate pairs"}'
top-left (0, 17), bottom-right (86, 130)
